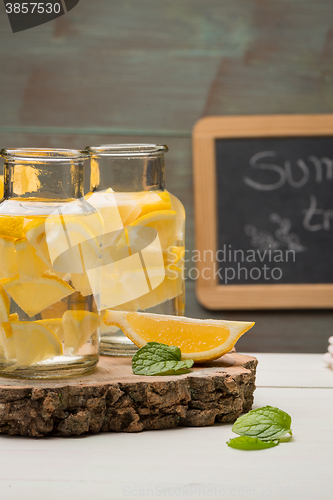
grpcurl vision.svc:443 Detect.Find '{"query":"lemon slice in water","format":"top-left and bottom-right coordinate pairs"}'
top-left (0, 216), bottom-right (24, 239)
top-left (11, 321), bottom-right (63, 367)
top-left (62, 310), bottom-right (100, 354)
top-left (14, 237), bottom-right (50, 280)
top-left (129, 210), bottom-right (177, 250)
top-left (36, 318), bottom-right (64, 342)
top-left (2, 275), bottom-right (74, 317)
top-left (0, 235), bottom-right (18, 280)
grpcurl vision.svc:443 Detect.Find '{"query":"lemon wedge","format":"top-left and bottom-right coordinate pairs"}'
top-left (11, 321), bottom-right (63, 367)
top-left (0, 216), bottom-right (24, 239)
top-left (0, 235), bottom-right (18, 280)
top-left (62, 310), bottom-right (100, 354)
top-left (2, 275), bottom-right (74, 317)
top-left (14, 237), bottom-right (50, 280)
top-left (103, 310), bottom-right (255, 362)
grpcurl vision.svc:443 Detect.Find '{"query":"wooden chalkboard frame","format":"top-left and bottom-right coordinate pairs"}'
top-left (192, 114), bottom-right (333, 310)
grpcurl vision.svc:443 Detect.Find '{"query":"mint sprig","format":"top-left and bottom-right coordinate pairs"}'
top-left (227, 436), bottom-right (279, 450)
top-left (227, 406), bottom-right (292, 450)
top-left (132, 342), bottom-right (194, 376)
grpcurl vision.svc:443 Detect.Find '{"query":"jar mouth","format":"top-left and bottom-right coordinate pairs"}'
top-left (0, 148), bottom-right (89, 162)
top-left (85, 144), bottom-right (168, 158)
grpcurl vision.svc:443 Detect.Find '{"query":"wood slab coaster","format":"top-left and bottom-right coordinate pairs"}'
top-left (0, 353), bottom-right (258, 437)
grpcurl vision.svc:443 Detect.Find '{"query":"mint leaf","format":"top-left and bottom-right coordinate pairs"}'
top-left (227, 436), bottom-right (279, 450)
top-left (132, 342), bottom-right (194, 376)
top-left (232, 406), bottom-right (292, 441)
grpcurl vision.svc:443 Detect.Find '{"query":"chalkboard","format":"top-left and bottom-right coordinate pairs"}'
top-left (193, 115), bottom-right (333, 309)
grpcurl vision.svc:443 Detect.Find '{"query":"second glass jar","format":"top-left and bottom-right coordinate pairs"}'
top-left (85, 144), bottom-right (185, 356)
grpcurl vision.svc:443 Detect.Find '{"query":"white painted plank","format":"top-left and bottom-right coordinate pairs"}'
top-left (0, 386), bottom-right (332, 499)
top-left (248, 353), bottom-right (333, 388)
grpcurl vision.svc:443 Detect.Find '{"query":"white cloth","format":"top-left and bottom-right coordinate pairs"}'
top-left (323, 350), bottom-right (333, 370)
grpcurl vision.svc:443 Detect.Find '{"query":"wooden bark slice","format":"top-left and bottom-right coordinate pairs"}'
top-left (0, 353), bottom-right (257, 437)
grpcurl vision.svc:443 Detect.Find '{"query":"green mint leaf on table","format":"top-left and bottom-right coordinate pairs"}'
top-left (232, 406), bottom-right (292, 441)
top-left (132, 342), bottom-right (194, 376)
top-left (227, 436), bottom-right (279, 450)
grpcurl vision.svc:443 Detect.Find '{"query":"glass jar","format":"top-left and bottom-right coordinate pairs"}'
top-left (85, 144), bottom-right (185, 356)
top-left (0, 148), bottom-right (102, 378)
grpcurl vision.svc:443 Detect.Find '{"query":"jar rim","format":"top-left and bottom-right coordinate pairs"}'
top-left (85, 144), bottom-right (168, 157)
top-left (0, 148), bottom-right (89, 162)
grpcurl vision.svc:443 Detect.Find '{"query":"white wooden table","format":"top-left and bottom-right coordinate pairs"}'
top-left (0, 353), bottom-right (332, 500)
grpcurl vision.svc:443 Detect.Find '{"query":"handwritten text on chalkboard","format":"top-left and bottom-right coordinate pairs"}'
top-left (216, 137), bottom-right (333, 284)
top-left (244, 151), bottom-right (333, 232)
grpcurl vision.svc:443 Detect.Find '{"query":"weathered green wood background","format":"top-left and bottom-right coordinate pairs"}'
top-left (0, 0), bottom-right (332, 352)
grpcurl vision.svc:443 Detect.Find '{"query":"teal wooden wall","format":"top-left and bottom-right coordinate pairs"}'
top-left (0, 0), bottom-right (332, 352)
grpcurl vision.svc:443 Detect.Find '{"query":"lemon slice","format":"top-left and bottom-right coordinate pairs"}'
top-left (71, 272), bottom-right (93, 297)
top-left (0, 216), bottom-right (24, 239)
top-left (0, 285), bottom-right (10, 320)
top-left (169, 193), bottom-right (185, 241)
top-left (103, 311), bottom-right (255, 362)
top-left (1, 321), bottom-right (16, 360)
top-left (62, 310), bottom-right (100, 354)
top-left (135, 191), bottom-right (172, 217)
top-left (2, 275), bottom-right (74, 317)
top-left (0, 334), bottom-right (5, 358)
top-left (113, 191), bottom-right (172, 227)
top-left (129, 210), bottom-right (177, 249)
top-left (86, 190), bottom-right (123, 240)
top-left (45, 215), bottom-right (102, 273)
top-left (1, 313), bottom-right (22, 360)
top-left (14, 237), bottom-right (50, 280)
top-left (0, 235), bottom-right (18, 280)
top-left (112, 265), bottom-right (183, 311)
top-left (36, 318), bottom-right (64, 342)
top-left (113, 192), bottom-right (142, 226)
top-left (11, 321), bottom-right (63, 367)
top-left (24, 218), bottom-right (52, 268)
top-left (0, 287), bottom-right (11, 359)
top-left (164, 246), bottom-right (185, 266)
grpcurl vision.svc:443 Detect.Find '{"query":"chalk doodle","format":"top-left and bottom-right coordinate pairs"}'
top-left (245, 213), bottom-right (306, 253)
